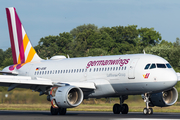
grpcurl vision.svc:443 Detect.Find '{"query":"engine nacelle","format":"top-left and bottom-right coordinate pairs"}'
top-left (149, 87), bottom-right (178, 107)
top-left (50, 86), bottom-right (83, 108)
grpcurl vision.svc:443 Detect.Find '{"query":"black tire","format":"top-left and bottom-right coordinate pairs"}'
top-left (51, 106), bottom-right (58, 115)
top-left (143, 108), bottom-right (148, 115)
top-left (59, 108), bottom-right (67, 115)
top-left (121, 104), bottom-right (129, 114)
top-left (113, 104), bottom-right (121, 114)
top-left (148, 108), bottom-right (153, 115)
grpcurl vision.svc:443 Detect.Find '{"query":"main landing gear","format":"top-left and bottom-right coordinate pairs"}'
top-left (50, 106), bottom-right (67, 115)
top-left (113, 95), bottom-right (129, 114)
top-left (143, 93), bottom-right (153, 115)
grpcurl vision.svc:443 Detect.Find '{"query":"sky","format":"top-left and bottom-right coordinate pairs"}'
top-left (0, 0), bottom-right (180, 51)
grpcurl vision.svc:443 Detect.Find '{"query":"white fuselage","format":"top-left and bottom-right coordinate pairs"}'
top-left (3, 54), bottom-right (178, 98)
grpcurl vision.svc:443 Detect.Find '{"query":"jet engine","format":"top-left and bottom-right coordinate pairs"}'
top-left (149, 87), bottom-right (178, 107)
top-left (50, 86), bottom-right (83, 108)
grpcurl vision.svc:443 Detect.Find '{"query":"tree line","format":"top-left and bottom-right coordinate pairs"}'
top-left (0, 24), bottom-right (180, 72)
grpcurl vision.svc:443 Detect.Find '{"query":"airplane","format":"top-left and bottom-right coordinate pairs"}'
top-left (0, 7), bottom-right (178, 115)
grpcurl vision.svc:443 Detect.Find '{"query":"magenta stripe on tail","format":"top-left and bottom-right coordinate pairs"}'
top-left (6, 8), bottom-right (17, 64)
top-left (14, 9), bottom-right (25, 63)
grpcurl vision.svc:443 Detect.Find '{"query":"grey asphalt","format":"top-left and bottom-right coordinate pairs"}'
top-left (0, 111), bottom-right (180, 120)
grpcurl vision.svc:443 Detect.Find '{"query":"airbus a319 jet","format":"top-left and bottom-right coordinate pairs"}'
top-left (1, 7), bottom-right (178, 115)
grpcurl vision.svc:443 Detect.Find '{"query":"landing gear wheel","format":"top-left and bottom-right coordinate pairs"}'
top-left (143, 108), bottom-right (148, 115)
top-left (121, 104), bottom-right (129, 114)
top-left (113, 104), bottom-right (121, 114)
top-left (51, 106), bottom-right (58, 115)
top-left (59, 107), bottom-right (67, 115)
top-left (148, 108), bottom-right (153, 115)
top-left (143, 108), bottom-right (153, 115)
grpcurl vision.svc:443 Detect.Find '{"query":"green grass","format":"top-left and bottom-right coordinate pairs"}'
top-left (0, 101), bottom-right (180, 113)
top-left (0, 90), bottom-right (180, 113)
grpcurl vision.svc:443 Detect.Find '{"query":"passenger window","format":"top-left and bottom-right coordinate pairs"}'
top-left (119, 67), bottom-right (121, 70)
top-left (34, 72), bottom-right (36, 75)
top-left (144, 64), bottom-right (151, 70)
top-left (77, 69), bottom-right (79, 73)
top-left (45, 71), bottom-right (47, 74)
top-left (37, 71), bottom-right (39, 75)
top-left (105, 68), bottom-right (107, 71)
top-left (58, 70), bottom-right (60, 74)
top-left (122, 67), bottom-right (123, 70)
top-left (102, 68), bottom-right (104, 71)
top-left (79, 69), bottom-right (81, 72)
top-left (96, 68), bottom-right (98, 71)
top-left (47, 71), bottom-right (49, 74)
top-left (89, 68), bottom-right (91, 72)
top-left (39, 71), bottom-right (41, 75)
top-left (99, 68), bottom-right (101, 71)
top-left (157, 64), bottom-right (166, 68)
top-left (63, 70), bottom-right (65, 73)
top-left (116, 67), bottom-right (118, 70)
top-left (61, 70), bottom-right (62, 73)
top-left (166, 63), bottom-right (172, 68)
top-left (113, 67), bottom-right (115, 71)
top-left (124, 66), bottom-right (126, 70)
top-left (55, 70), bottom-right (57, 74)
top-left (71, 69), bottom-right (73, 73)
top-left (94, 68), bottom-right (96, 72)
top-left (110, 67), bottom-right (112, 71)
top-left (74, 69), bottom-right (76, 73)
top-left (85, 69), bottom-right (87, 72)
top-left (42, 71), bottom-right (44, 75)
top-left (150, 64), bottom-right (156, 69)
top-left (107, 67), bottom-right (109, 71)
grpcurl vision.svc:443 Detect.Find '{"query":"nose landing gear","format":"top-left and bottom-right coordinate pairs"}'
top-left (143, 93), bottom-right (153, 115)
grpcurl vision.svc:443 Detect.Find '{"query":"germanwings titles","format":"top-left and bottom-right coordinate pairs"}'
top-left (0, 7), bottom-right (178, 115)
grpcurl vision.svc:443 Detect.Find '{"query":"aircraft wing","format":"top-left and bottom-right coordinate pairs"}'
top-left (0, 75), bottom-right (96, 94)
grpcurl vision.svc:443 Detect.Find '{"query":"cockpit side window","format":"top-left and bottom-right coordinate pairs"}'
top-left (144, 64), bottom-right (151, 70)
top-left (166, 63), bottom-right (172, 68)
top-left (150, 63), bottom-right (156, 69)
top-left (157, 64), bottom-right (166, 68)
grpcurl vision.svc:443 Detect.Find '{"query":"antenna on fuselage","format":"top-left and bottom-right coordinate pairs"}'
top-left (143, 50), bottom-right (146, 54)
top-left (67, 54), bottom-right (70, 59)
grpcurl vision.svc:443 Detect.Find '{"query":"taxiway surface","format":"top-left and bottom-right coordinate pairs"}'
top-left (0, 111), bottom-right (179, 120)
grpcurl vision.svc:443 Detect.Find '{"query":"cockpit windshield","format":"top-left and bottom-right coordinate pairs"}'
top-left (144, 63), bottom-right (172, 70)
top-left (144, 64), bottom-right (150, 69)
top-left (150, 64), bottom-right (156, 69)
top-left (157, 64), bottom-right (166, 68)
top-left (166, 63), bottom-right (172, 68)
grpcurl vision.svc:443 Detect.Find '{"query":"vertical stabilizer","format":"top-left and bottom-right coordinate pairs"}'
top-left (6, 7), bottom-right (41, 65)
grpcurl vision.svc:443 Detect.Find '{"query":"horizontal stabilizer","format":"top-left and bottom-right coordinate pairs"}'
top-left (0, 71), bottom-right (18, 75)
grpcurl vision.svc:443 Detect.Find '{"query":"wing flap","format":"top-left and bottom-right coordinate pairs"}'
top-left (0, 75), bottom-right (53, 86)
top-left (0, 75), bottom-right (96, 90)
